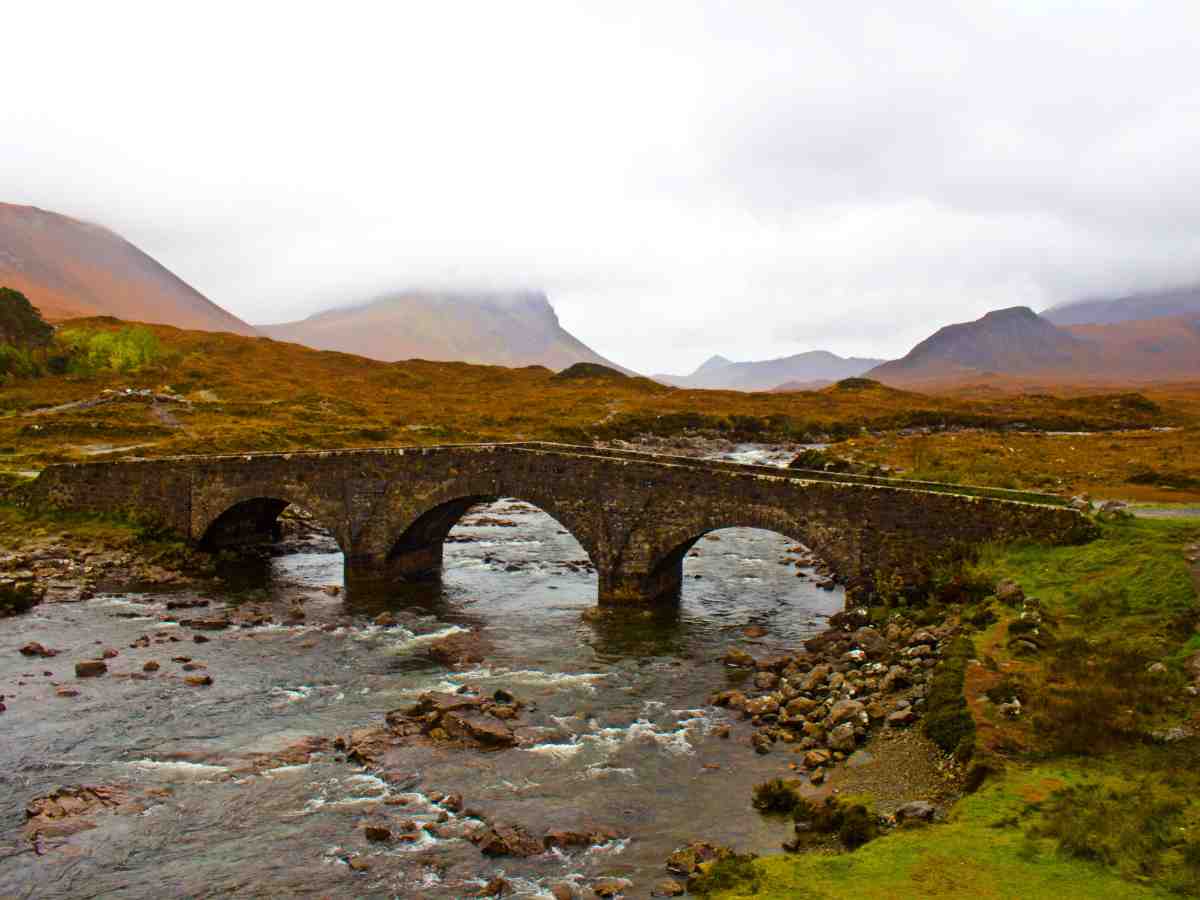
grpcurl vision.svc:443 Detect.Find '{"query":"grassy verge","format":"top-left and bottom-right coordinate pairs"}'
top-left (707, 517), bottom-right (1200, 899)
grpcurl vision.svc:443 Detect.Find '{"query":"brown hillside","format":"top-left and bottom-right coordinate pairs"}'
top-left (0, 203), bottom-right (255, 336)
top-left (870, 307), bottom-right (1200, 388)
top-left (0, 318), bottom-right (1183, 481)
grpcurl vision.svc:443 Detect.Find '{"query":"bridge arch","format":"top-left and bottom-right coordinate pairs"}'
top-left (194, 488), bottom-right (350, 554)
top-left (624, 508), bottom-right (852, 604)
top-left (375, 489), bottom-right (600, 581)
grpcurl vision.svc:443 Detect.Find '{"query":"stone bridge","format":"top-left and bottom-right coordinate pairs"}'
top-left (28, 442), bottom-right (1095, 605)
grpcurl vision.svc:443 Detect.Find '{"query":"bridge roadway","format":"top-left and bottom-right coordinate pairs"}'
top-left (28, 441), bottom-right (1095, 605)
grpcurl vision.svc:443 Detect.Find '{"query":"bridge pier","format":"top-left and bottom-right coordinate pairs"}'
top-left (597, 565), bottom-right (683, 606)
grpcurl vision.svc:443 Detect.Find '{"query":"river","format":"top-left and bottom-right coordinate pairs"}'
top-left (1, 452), bottom-right (844, 898)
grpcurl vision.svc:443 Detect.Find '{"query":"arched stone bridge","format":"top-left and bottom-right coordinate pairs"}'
top-left (28, 442), bottom-right (1095, 605)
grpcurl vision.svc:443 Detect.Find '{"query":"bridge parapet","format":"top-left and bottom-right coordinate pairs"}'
top-left (28, 443), bottom-right (1096, 605)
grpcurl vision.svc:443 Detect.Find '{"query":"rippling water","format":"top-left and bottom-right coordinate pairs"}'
top-left (1, 494), bottom-right (844, 898)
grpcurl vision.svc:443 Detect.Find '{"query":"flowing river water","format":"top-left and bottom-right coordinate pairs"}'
top-left (1, 450), bottom-right (845, 898)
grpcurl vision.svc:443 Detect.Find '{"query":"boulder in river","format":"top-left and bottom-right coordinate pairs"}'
top-left (470, 821), bottom-right (542, 857)
top-left (75, 660), bottom-right (107, 678)
top-left (19, 642), bottom-right (58, 658)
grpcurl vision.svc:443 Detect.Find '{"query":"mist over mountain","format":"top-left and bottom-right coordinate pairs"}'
top-left (260, 291), bottom-right (629, 372)
top-left (654, 351), bottom-right (886, 392)
top-left (0, 202), bottom-right (255, 335)
top-left (1043, 283), bottom-right (1200, 326)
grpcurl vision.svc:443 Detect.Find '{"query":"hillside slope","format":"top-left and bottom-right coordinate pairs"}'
top-left (0, 202), bottom-right (255, 335)
top-left (870, 306), bottom-right (1200, 386)
top-left (261, 291), bottom-right (629, 372)
top-left (869, 307), bottom-right (1082, 383)
top-left (656, 350), bottom-right (885, 391)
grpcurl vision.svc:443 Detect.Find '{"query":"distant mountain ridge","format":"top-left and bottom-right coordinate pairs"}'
top-left (655, 350), bottom-right (886, 391)
top-left (0, 202), bottom-right (256, 335)
top-left (868, 305), bottom-right (1200, 385)
top-left (869, 307), bottom-right (1082, 381)
top-left (1044, 283), bottom-right (1200, 326)
top-left (260, 291), bottom-right (630, 372)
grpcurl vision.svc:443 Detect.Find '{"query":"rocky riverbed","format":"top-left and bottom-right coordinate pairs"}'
top-left (1, 488), bottom-right (959, 898)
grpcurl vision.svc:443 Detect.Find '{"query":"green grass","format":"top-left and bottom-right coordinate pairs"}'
top-left (710, 519), bottom-right (1200, 898)
top-left (709, 764), bottom-right (1173, 899)
top-left (973, 517), bottom-right (1198, 633)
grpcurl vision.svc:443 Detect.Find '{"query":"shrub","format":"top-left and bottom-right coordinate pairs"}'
top-left (1032, 777), bottom-right (1200, 891)
top-left (923, 636), bottom-right (976, 758)
top-left (751, 778), bottom-right (800, 813)
top-left (55, 326), bottom-right (165, 374)
top-left (0, 286), bottom-right (54, 348)
top-left (0, 344), bottom-right (40, 380)
top-left (791, 796), bottom-right (880, 851)
top-left (688, 853), bottom-right (762, 896)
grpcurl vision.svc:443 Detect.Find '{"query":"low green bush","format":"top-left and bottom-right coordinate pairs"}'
top-left (689, 853), bottom-right (763, 896)
top-left (923, 636), bottom-right (976, 759)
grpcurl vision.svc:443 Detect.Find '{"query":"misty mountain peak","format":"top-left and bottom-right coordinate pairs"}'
top-left (693, 354), bottom-right (735, 375)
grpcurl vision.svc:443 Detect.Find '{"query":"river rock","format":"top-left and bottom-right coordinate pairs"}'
top-left (828, 699), bottom-right (865, 725)
top-left (827, 722), bottom-right (857, 751)
top-left (852, 626), bottom-right (889, 657)
top-left (24, 785), bottom-right (128, 838)
top-left (751, 731), bottom-right (774, 754)
top-left (887, 708), bottom-right (916, 726)
top-left (753, 671), bottom-right (780, 690)
top-left (143, 660), bottom-right (160, 672)
top-left (363, 823), bottom-right (392, 842)
top-left (184, 674), bottom-right (213, 686)
top-left (800, 665), bottom-right (831, 692)
top-left (653, 880), bottom-right (686, 897)
top-left (723, 648), bottom-right (756, 668)
top-left (20, 642), bottom-right (58, 658)
top-left (744, 696), bottom-right (780, 717)
top-left (785, 696), bottom-right (818, 717)
top-left (895, 800), bottom-right (937, 824)
top-left (591, 878), bottom-right (632, 898)
top-left (75, 660), bottom-right (107, 678)
top-left (471, 822), bottom-right (542, 857)
top-left (666, 841), bottom-right (727, 876)
top-left (803, 748), bottom-right (831, 768)
top-left (477, 876), bottom-right (511, 897)
top-left (188, 617), bottom-right (231, 631)
top-left (441, 711), bottom-right (516, 748)
top-left (427, 631), bottom-right (488, 666)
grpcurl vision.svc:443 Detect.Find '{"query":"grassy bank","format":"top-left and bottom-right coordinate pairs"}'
top-left (836, 428), bottom-right (1200, 503)
top-left (707, 517), bottom-right (1200, 899)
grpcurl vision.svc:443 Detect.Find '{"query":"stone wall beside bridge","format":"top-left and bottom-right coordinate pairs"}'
top-left (27, 442), bottom-right (1097, 605)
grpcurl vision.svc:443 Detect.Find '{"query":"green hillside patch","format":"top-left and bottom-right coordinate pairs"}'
top-left (708, 763), bottom-right (1178, 899)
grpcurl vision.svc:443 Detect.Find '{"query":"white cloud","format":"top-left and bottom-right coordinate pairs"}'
top-left (4, 1), bottom-right (1199, 373)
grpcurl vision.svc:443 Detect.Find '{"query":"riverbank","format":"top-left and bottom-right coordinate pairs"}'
top-left (700, 515), bottom-right (1200, 899)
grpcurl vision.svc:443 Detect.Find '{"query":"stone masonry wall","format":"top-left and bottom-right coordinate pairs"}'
top-left (27, 444), bottom-right (1096, 605)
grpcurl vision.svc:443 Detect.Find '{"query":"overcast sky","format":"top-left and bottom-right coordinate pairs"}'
top-left (5, 2), bottom-right (1200, 373)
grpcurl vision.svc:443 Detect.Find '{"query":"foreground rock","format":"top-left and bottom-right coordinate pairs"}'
top-left (24, 785), bottom-right (131, 839)
top-left (709, 610), bottom-right (955, 783)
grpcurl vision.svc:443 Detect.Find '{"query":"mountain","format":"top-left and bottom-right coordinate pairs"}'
top-left (1044, 283), bottom-right (1200, 326)
top-left (694, 354), bottom-right (734, 374)
top-left (654, 350), bottom-right (886, 391)
top-left (869, 305), bottom-right (1200, 386)
top-left (0, 202), bottom-right (255, 335)
top-left (260, 291), bottom-right (629, 372)
top-left (869, 307), bottom-right (1081, 383)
